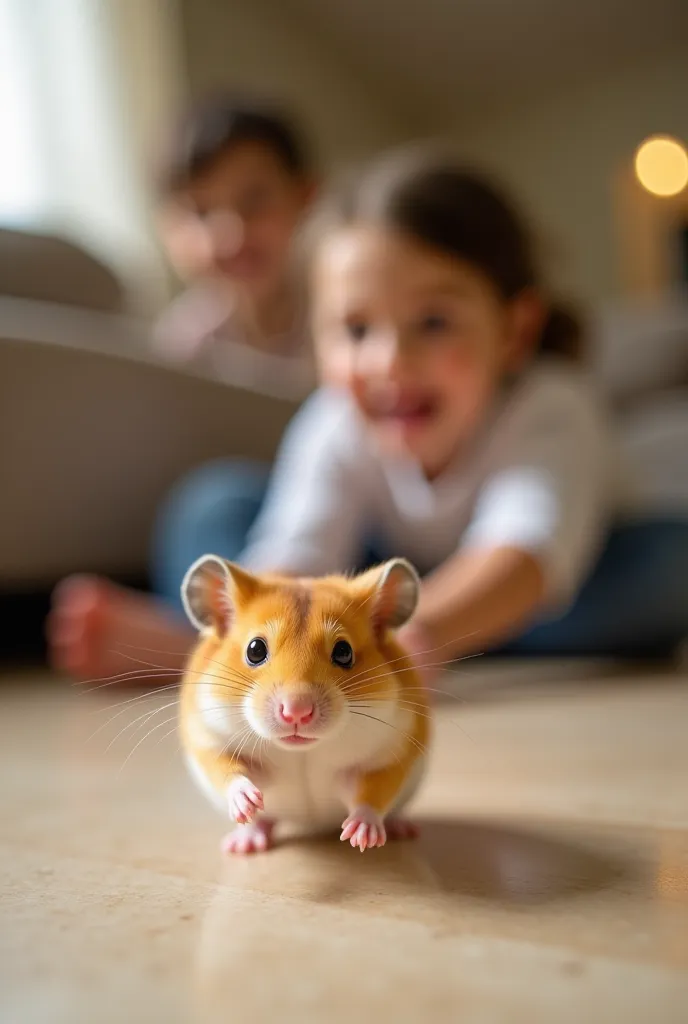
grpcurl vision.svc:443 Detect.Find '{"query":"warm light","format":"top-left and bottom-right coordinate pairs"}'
top-left (634, 135), bottom-right (688, 197)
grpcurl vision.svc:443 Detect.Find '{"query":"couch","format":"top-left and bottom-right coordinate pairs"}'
top-left (0, 228), bottom-right (298, 590)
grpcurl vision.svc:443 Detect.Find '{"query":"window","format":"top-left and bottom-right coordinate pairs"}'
top-left (0, 0), bottom-right (46, 224)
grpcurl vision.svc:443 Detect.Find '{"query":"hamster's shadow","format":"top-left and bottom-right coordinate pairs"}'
top-left (217, 818), bottom-right (629, 910)
top-left (402, 817), bottom-right (627, 905)
top-left (277, 817), bottom-right (629, 908)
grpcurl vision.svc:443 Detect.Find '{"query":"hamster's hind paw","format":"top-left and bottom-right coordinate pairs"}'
top-left (227, 776), bottom-right (264, 824)
top-left (341, 805), bottom-right (387, 852)
top-left (222, 820), bottom-right (274, 855)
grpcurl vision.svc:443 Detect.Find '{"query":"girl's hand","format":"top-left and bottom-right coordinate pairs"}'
top-left (397, 620), bottom-right (440, 689)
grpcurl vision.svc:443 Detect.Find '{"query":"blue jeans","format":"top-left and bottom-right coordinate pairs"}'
top-left (151, 458), bottom-right (688, 658)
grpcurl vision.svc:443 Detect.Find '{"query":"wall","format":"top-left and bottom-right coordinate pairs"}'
top-left (169, 4), bottom-right (688, 308)
top-left (179, 0), bottom-right (418, 169)
top-left (450, 48), bottom-right (688, 308)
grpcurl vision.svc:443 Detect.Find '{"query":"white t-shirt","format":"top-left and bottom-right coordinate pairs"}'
top-left (152, 284), bottom-right (315, 400)
top-left (243, 363), bottom-right (632, 607)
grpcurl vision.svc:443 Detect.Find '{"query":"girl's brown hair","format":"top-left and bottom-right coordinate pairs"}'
top-left (310, 148), bottom-right (583, 361)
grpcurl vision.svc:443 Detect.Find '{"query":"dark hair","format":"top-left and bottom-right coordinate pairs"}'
top-left (159, 92), bottom-right (310, 193)
top-left (312, 148), bottom-right (583, 361)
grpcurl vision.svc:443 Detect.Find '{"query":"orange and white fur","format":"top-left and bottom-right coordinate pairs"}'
top-left (179, 556), bottom-right (429, 854)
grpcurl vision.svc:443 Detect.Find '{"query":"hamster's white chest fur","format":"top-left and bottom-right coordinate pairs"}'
top-left (185, 699), bottom-right (423, 830)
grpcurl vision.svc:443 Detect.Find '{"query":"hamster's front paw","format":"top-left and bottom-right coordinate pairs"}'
top-left (227, 776), bottom-right (264, 824)
top-left (340, 805), bottom-right (386, 852)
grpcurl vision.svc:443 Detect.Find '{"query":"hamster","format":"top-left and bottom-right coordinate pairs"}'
top-left (178, 555), bottom-right (429, 854)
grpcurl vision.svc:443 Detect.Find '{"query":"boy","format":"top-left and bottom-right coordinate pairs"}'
top-left (153, 92), bottom-right (315, 395)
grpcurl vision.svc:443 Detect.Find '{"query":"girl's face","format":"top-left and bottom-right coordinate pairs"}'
top-left (313, 225), bottom-right (541, 477)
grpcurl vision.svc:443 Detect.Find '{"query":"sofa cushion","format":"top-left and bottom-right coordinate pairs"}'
top-left (618, 390), bottom-right (688, 513)
top-left (590, 299), bottom-right (688, 408)
top-left (0, 226), bottom-right (124, 312)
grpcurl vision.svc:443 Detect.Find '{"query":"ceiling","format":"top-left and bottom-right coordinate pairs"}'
top-left (282, 0), bottom-right (688, 126)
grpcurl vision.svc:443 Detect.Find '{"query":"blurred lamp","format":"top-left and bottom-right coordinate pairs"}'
top-left (634, 135), bottom-right (688, 198)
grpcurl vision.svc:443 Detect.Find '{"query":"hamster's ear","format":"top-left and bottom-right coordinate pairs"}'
top-left (181, 555), bottom-right (259, 636)
top-left (357, 558), bottom-right (420, 635)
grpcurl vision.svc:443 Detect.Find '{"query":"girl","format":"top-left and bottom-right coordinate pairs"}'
top-left (241, 147), bottom-right (688, 665)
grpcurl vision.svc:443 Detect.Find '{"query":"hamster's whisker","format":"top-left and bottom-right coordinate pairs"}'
top-left (88, 690), bottom-right (182, 738)
top-left (341, 651), bottom-right (479, 692)
top-left (337, 649), bottom-right (427, 688)
top-left (214, 733), bottom-right (235, 771)
top-left (112, 640), bottom-right (191, 660)
top-left (82, 671), bottom-right (251, 705)
top-left (89, 680), bottom-right (256, 719)
top-left (348, 710), bottom-right (427, 756)
top-left (214, 726), bottom-right (249, 773)
top-left (259, 736), bottom-right (272, 768)
top-left (234, 732), bottom-right (255, 769)
top-left (183, 672), bottom-right (252, 694)
top-left (337, 633), bottom-right (482, 690)
top-left (152, 723), bottom-right (181, 751)
top-left (102, 650), bottom-right (254, 693)
top-left (358, 682), bottom-right (468, 708)
top-left (390, 685), bottom-right (469, 704)
top-left (247, 730), bottom-right (268, 770)
top-left (353, 698), bottom-right (472, 739)
top-left (366, 697), bottom-right (450, 718)
top-left (404, 649), bottom-right (483, 673)
top-left (347, 706), bottom-right (407, 766)
top-left (341, 651), bottom-right (444, 689)
top-left (78, 668), bottom-right (184, 692)
top-left (176, 659), bottom-right (255, 687)
top-left (73, 666), bottom-right (166, 687)
top-left (113, 640), bottom-right (258, 687)
top-left (358, 697), bottom-right (432, 713)
top-left (78, 671), bottom-right (185, 696)
top-left (233, 721), bottom-right (258, 767)
top-left (339, 659), bottom-right (452, 693)
top-left (105, 650), bottom-right (184, 672)
top-left (103, 651), bottom-right (248, 692)
top-left (118, 714), bottom-right (181, 773)
top-left (186, 655), bottom-right (256, 688)
top-left (247, 731), bottom-right (263, 770)
top-left (104, 700), bottom-right (180, 751)
top-left (126, 658), bottom-right (253, 692)
top-left (91, 683), bottom-right (183, 713)
top-left (88, 643), bottom-right (253, 692)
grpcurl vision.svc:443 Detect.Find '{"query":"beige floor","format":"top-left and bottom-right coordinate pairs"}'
top-left (1, 664), bottom-right (687, 1024)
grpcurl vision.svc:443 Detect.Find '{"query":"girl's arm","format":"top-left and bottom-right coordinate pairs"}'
top-left (399, 545), bottom-right (545, 677)
top-left (401, 376), bottom-right (614, 679)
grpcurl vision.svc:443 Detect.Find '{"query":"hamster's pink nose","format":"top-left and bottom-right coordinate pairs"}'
top-left (278, 697), bottom-right (315, 726)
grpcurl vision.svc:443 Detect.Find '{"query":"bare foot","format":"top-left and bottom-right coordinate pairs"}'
top-left (48, 575), bottom-right (194, 686)
top-left (222, 820), bottom-right (274, 855)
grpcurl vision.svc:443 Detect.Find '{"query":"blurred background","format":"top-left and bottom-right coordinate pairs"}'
top-left (1, 0), bottom-right (687, 661)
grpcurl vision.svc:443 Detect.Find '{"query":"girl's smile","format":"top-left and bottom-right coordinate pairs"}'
top-left (313, 224), bottom-right (535, 477)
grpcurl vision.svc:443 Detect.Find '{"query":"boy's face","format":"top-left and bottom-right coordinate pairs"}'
top-left (313, 225), bottom-right (540, 478)
top-left (160, 141), bottom-right (311, 304)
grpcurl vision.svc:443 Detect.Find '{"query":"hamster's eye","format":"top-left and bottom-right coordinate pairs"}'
top-left (246, 637), bottom-right (269, 666)
top-left (331, 639), bottom-right (354, 669)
